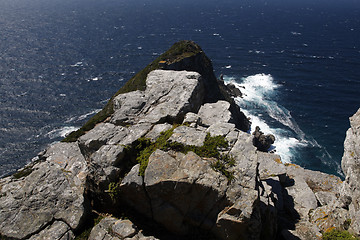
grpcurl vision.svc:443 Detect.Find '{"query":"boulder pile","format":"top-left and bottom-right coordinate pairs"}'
top-left (0, 41), bottom-right (359, 240)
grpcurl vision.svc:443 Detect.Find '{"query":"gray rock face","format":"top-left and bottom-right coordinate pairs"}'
top-left (198, 100), bottom-right (232, 127)
top-left (110, 70), bottom-right (205, 126)
top-left (145, 123), bottom-right (173, 142)
top-left (341, 108), bottom-right (360, 234)
top-left (88, 217), bottom-right (158, 240)
top-left (168, 125), bottom-right (207, 147)
top-left (29, 221), bottom-right (75, 240)
top-left (111, 90), bottom-right (147, 125)
top-left (120, 129), bottom-right (267, 239)
top-left (0, 142), bottom-right (88, 239)
top-left (121, 150), bottom-right (230, 235)
top-left (1, 66), bottom-right (358, 240)
top-left (252, 126), bottom-right (275, 152)
top-left (142, 70), bottom-right (204, 124)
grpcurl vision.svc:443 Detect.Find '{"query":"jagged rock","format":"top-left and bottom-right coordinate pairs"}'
top-left (168, 125), bottom-right (207, 147)
top-left (309, 205), bottom-right (350, 233)
top-left (111, 90), bottom-right (146, 125)
top-left (225, 129), bottom-right (240, 147)
top-left (206, 122), bottom-right (235, 137)
top-left (198, 100), bottom-right (232, 127)
top-left (341, 108), bottom-right (360, 234)
top-left (257, 152), bottom-right (286, 180)
top-left (315, 191), bottom-right (338, 206)
top-left (111, 70), bottom-right (205, 126)
top-left (90, 144), bottom-right (125, 181)
top-left (0, 142), bottom-right (88, 239)
top-left (120, 149), bottom-right (267, 238)
top-left (108, 123), bottom-right (152, 146)
top-left (139, 70), bottom-right (205, 124)
top-left (145, 123), bottom-right (173, 142)
top-left (79, 123), bottom-right (152, 156)
top-left (182, 112), bottom-right (200, 127)
top-left (2, 41), bottom-right (359, 240)
top-left (259, 178), bottom-right (278, 240)
top-left (88, 217), bottom-right (157, 240)
top-left (223, 82), bottom-right (243, 98)
top-left (252, 126), bottom-right (275, 152)
top-left (120, 164), bottom-right (152, 218)
top-left (78, 123), bottom-right (121, 156)
top-left (144, 150), bottom-right (229, 234)
top-left (29, 221), bottom-right (75, 240)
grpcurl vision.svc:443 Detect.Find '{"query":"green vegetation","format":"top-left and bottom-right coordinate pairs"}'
top-left (322, 229), bottom-right (359, 240)
top-left (130, 125), bottom-right (178, 176)
top-left (107, 182), bottom-right (121, 203)
top-left (62, 41), bottom-right (202, 142)
top-left (12, 160), bottom-right (41, 179)
top-left (125, 125), bottom-right (235, 181)
top-left (163, 132), bottom-right (235, 181)
top-left (13, 166), bottom-right (33, 179)
top-left (211, 159), bottom-right (235, 182)
top-left (344, 219), bottom-right (352, 230)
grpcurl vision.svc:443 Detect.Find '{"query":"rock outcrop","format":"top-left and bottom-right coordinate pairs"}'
top-left (340, 108), bottom-right (360, 234)
top-left (252, 126), bottom-right (275, 152)
top-left (0, 41), bottom-right (359, 240)
top-left (0, 142), bottom-right (88, 239)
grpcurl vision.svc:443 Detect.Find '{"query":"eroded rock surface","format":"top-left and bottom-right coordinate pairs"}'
top-left (1, 42), bottom-right (359, 240)
top-left (340, 108), bottom-right (360, 235)
top-left (0, 142), bottom-right (88, 239)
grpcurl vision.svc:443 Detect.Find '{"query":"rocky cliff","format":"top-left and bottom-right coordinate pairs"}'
top-left (0, 41), bottom-right (359, 240)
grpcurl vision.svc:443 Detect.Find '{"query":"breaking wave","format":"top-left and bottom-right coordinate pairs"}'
top-left (224, 74), bottom-right (317, 163)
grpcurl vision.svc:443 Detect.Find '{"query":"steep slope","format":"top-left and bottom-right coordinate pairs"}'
top-left (0, 41), bottom-right (359, 240)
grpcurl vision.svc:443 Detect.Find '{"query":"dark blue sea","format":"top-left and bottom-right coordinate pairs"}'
top-left (1, 0), bottom-right (359, 178)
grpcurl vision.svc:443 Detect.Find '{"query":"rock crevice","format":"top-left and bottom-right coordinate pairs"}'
top-left (0, 41), bottom-right (359, 240)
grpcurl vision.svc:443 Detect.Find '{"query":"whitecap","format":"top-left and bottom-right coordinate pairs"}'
top-left (225, 65), bottom-right (232, 69)
top-left (77, 109), bottom-right (101, 121)
top-left (46, 126), bottom-right (79, 139)
top-left (65, 109), bottom-right (101, 123)
top-left (224, 74), bottom-right (308, 163)
top-left (71, 61), bottom-right (83, 67)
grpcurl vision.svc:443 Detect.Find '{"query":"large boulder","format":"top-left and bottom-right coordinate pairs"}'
top-left (120, 150), bottom-right (229, 235)
top-left (252, 126), bottom-right (275, 152)
top-left (198, 101), bottom-right (232, 127)
top-left (119, 124), bottom-right (268, 240)
top-left (110, 70), bottom-right (205, 126)
top-left (88, 217), bottom-right (159, 240)
top-left (0, 142), bottom-right (88, 239)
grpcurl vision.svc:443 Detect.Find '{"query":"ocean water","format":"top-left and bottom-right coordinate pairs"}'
top-left (0, 0), bottom-right (359, 177)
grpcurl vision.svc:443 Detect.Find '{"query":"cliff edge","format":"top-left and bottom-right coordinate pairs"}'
top-left (0, 41), bottom-right (359, 240)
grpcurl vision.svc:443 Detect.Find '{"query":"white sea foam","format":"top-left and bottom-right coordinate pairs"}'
top-left (65, 109), bottom-right (101, 123)
top-left (46, 126), bottom-right (79, 139)
top-left (71, 61), bottom-right (83, 67)
top-left (225, 74), bottom-right (307, 163)
top-left (77, 109), bottom-right (101, 121)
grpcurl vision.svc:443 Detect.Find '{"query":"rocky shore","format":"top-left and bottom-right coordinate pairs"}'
top-left (0, 41), bottom-right (359, 240)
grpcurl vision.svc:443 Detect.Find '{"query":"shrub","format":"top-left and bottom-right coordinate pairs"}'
top-left (322, 229), bottom-right (358, 240)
